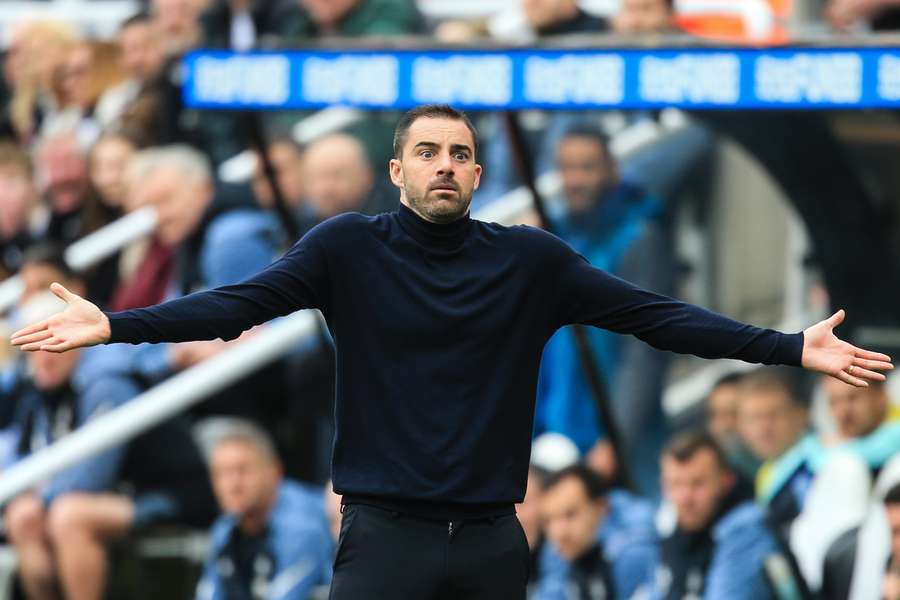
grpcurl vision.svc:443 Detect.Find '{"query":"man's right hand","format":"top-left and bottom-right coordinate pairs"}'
top-left (10, 283), bottom-right (111, 352)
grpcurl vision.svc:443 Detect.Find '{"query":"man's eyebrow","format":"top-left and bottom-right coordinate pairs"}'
top-left (450, 144), bottom-right (473, 154)
top-left (413, 141), bottom-right (440, 149)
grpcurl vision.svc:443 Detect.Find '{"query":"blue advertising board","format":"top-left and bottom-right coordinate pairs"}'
top-left (182, 47), bottom-right (900, 111)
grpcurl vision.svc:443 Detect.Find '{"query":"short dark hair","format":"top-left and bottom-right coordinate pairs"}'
top-left (739, 366), bottom-right (811, 409)
top-left (543, 464), bottom-right (610, 501)
top-left (712, 371), bottom-right (745, 390)
top-left (120, 11), bottom-right (152, 32)
top-left (21, 243), bottom-right (77, 281)
top-left (393, 104), bottom-right (479, 160)
top-left (561, 122), bottom-right (610, 150)
top-left (663, 430), bottom-right (731, 471)
top-left (886, 482), bottom-right (900, 507)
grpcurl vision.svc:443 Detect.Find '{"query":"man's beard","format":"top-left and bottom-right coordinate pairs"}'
top-left (405, 184), bottom-right (472, 224)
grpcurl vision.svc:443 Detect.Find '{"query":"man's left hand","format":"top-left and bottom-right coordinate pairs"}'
top-left (802, 309), bottom-right (893, 387)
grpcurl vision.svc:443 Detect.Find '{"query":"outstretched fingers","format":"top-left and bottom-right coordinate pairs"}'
top-left (853, 347), bottom-right (892, 363)
top-left (836, 369), bottom-right (868, 388)
top-left (10, 319), bottom-right (51, 344)
top-left (852, 356), bottom-right (894, 372)
top-left (38, 339), bottom-right (74, 353)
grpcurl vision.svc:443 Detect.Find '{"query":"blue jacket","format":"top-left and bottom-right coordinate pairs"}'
top-left (195, 480), bottom-right (333, 600)
top-left (536, 490), bottom-right (658, 599)
top-left (654, 501), bottom-right (778, 600)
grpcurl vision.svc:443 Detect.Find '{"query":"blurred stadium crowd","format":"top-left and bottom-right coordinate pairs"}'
top-left (0, 0), bottom-right (900, 599)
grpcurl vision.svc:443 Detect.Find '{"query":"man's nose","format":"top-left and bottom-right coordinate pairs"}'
top-left (435, 153), bottom-right (455, 175)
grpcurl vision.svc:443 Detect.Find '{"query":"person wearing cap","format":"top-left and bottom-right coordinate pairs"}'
top-left (11, 104), bottom-right (892, 599)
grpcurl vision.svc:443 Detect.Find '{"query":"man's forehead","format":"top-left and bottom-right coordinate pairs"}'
top-left (407, 117), bottom-right (475, 147)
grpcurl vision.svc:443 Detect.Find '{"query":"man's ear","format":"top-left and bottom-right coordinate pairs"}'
top-left (474, 163), bottom-right (482, 191)
top-left (389, 158), bottom-right (404, 189)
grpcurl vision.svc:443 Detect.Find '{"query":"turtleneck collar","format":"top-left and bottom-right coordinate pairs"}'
top-left (396, 202), bottom-right (472, 249)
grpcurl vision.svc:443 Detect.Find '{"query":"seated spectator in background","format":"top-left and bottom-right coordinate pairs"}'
top-left (656, 431), bottom-right (778, 600)
top-left (706, 372), bottom-right (759, 485)
top-left (106, 145), bottom-right (285, 422)
top-left (0, 143), bottom-right (41, 278)
top-left (521, 0), bottom-right (608, 36)
top-left (302, 133), bottom-right (392, 220)
top-left (6, 20), bottom-right (76, 145)
top-left (35, 131), bottom-right (91, 246)
top-left (293, 0), bottom-right (423, 37)
top-left (200, 0), bottom-right (305, 50)
top-left (4, 247), bottom-right (216, 600)
top-left (196, 419), bottom-right (333, 600)
top-left (252, 136), bottom-right (311, 228)
top-left (611, 0), bottom-right (676, 33)
top-left (534, 123), bottom-right (671, 496)
top-left (152, 0), bottom-right (204, 58)
top-left (44, 40), bottom-right (126, 143)
top-left (82, 128), bottom-right (146, 306)
top-left (116, 12), bottom-right (186, 147)
top-left (737, 368), bottom-right (813, 531)
top-left (827, 0), bottom-right (900, 30)
top-left (536, 464), bottom-right (656, 599)
top-left (883, 482), bottom-right (900, 600)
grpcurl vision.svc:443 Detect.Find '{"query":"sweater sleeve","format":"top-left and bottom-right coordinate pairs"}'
top-left (549, 234), bottom-right (803, 366)
top-left (106, 221), bottom-right (331, 345)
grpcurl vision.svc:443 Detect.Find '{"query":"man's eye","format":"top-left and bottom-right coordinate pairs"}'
top-left (454, 153), bottom-right (468, 160)
top-left (421, 150), bottom-right (434, 158)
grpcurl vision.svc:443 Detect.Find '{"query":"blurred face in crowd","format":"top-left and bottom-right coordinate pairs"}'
top-left (738, 387), bottom-right (808, 461)
top-left (888, 502), bottom-right (900, 563)
top-left (613, 0), bottom-right (674, 34)
top-left (0, 168), bottom-right (35, 239)
top-left (540, 474), bottom-right (606, 561)
top-left (61, 44), bottom-right (94, 111)
top-left (20, 262), bottom-right (81, 303)
top-left (557, 135), bottom-right (617, 214)
top-left (516, 469), bottom-right (544, 551)
top-left (152, 0), bottom-right (202, 55)
top-left (390, 117), bottom-right (482, 224)
top-left (28, 349), bottom-right (81, 391)
top-left (823, 377), bottom-right (889, 440)
top-left (119, 20), bottom-right (166, 82)
top-left (90, 135), bottom-right (137, 209)
top-left (303, 134), bottom-right (373, 220)
top-left (253, 141), bottom-right (305, 210)
top-left (662, 448), bottom-right (734, 532)
top-left (129, 166), bottom-right (212, 246)
top-left (300, 0), bottom-right (360, 29)
top-left (707, 381), bottom-right (741, 445)
top-left (211, 439), bottom-right (281, 520)
top-left (37, 136), bottom-right (90, 215)
top-left (522, 0), bottom-right (580, 29)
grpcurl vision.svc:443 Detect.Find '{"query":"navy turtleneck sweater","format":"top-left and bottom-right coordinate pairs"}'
top-left (107, 204), bottom-right (803, 516)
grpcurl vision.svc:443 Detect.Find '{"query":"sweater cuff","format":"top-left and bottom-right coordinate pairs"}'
top-left (105, 311), bottom-right (142, 344)
top-left (774, 331), bottom-right (804, 367)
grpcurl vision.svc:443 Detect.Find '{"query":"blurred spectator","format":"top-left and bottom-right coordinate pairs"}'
top-left (252, 137), bottom-right (308, 220)
top-left (612, 0), bottom-right (676, 33)
top-left (534, 122), bottom-right (671, 496)
top-left (823, 376), bottom-right (891, 443)
top-left (826, 0), bottom-right (900, 30)
top-left (0, 143), bottom-right (41, 278)
top-left (117, 13), bottom-right (194, 149)
top-left (152, 0), bottom-right (205, 57)
top-left (293, 0), bottom-right (423, 36)
top-left (43, 40), bottom-right (127, 143)
top-left (884, 482), bottom-right (900, 600)
top-left (4, 247), bottom-right (216, 600)
top-left (737, 368), bottom-right (812, 531)
top-left (302, 133), bottom-right (390, 220)
top-left (108, 145), bottom-right (285, 423)
top-left (521, 0), bottom-right (607, 35)
top-left (35, 131), bottom-right (91, 246)
top-left (656, 430), bottom-right (778, 600)
top-left (196, 419), bottom-right (333, 600)
top-left (706, 372), bottom-right (760, 484)
top-left (536, 464), bottom-right (656, 599)
top-left (7, 20), bottom-right (77, 145)
top-left (200, 0), bottom-right (306, 50)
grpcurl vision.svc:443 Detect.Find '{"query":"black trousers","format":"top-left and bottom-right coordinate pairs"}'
top-left (329, 504), bottom-right (530, 599)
